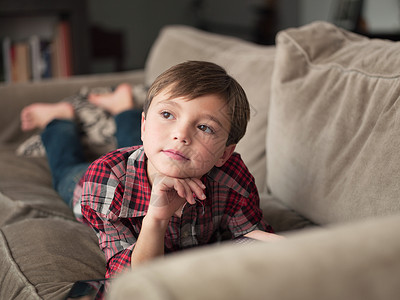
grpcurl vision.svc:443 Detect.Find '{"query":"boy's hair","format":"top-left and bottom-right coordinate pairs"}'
top-left (143, 60), bottom-right (250, 146)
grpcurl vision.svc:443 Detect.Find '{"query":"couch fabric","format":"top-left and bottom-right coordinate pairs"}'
top-left (0, 71), bottom-right (144, 299)
top-left (267, 22), bottom-right (400, 225)
top-left (109, 214), bottom-right (400, 300)
top-left (0, 21), bottom-right (399, 300)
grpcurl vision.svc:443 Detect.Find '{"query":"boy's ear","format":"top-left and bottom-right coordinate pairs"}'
top-left (140, 112), bottom-right (146, 141)
top-left (215, 144), bottom-right (236, 167)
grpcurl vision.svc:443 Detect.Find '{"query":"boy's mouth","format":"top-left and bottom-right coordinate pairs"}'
top-left (162, 149), bottom-right (189, 161)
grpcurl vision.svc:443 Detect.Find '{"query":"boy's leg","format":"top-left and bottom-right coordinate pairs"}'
top-left (114, 109), bottom-right (142, 148)
top-left (41, 119), bottom-right (90, 206)
top-left (88, 83), bottom-right (142, 148)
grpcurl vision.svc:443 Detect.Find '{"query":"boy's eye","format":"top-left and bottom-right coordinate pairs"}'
top-left (161, 111), bottom-right (174, 119)
top-left (198, 124), bottom-right (214, 134)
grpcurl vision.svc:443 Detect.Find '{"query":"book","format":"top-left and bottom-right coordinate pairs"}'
top-left (40, 41), bottom-right (52, 78)
top-left (13, 41), bottom-right (31, 82)
top-left (2, 37), bottom-right (12, 83)
top-left (29, 35), bottom-right (52, 81)
top-left (60, 20), bottom-right (73, 77)
top-left (1, 20), bottom-right (73, 83)
top-left (29, 35), bottom-right (41, 81)
top-left (2, 38), bottom-right (32, 83)
top-left (52, 20), bottom-right (73, 78)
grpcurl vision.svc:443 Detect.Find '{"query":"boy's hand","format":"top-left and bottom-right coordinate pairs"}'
top-left (244, 230), bottom-right (285, 241)
top-left (147, 174), bottom-right (206, 221)
top-left (132, 174), bottom-right (205, 267)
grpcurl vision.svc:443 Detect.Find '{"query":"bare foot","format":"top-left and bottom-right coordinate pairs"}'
top-left (20, 102), bottom-right (74, 131)
top-left (88, 83), bottom-right (134, 115)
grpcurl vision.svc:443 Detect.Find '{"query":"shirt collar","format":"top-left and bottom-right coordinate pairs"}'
top-left (119, 147), bottom-right (152, 218)
top-left (206, 156), bottom-right (250, 198)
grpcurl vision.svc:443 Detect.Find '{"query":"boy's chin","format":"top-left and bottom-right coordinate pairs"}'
top-left (156, 165), bottom-right (206, 179)
top-left (146, 158), bottom-right (211, 180)
top-left (160, 169), bottom-right (202, 179)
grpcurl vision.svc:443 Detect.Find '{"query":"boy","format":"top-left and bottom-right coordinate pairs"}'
top-left (22, 61), bottom-right (280, 279)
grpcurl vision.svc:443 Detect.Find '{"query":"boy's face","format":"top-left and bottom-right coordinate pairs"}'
top-left (141, 89), bottom-right (236, 182)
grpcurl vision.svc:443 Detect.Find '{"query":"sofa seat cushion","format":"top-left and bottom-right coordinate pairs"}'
top-left (267, 21), bottom-right (400, 225)
top-left (0, 218), bottom-right (106, 300)
top-left (259, 192), bottom-right (315, 233)
top-left (0, 145), bottom-right (75, 224)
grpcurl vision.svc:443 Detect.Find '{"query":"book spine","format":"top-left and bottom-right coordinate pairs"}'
top-left (29, 35), bottom-right (41, 81)
top-left (52, 20), bottom-right (73, 78)
top-left (13, 42), bottom-right (31, 82)
top-left (60, 21), bottom-right (73, 77)
top-left (2, 37), bottom-right (12, 83)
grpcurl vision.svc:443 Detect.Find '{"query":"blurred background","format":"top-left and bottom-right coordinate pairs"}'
top-left (1, 0), bottom-right (399, 82)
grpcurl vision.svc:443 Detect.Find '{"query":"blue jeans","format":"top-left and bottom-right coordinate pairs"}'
top-left (41, 109), bottom-right (142, 207)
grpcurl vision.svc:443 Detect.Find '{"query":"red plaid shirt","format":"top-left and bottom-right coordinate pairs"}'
top-left (74, 146), bottom-right (271, 278)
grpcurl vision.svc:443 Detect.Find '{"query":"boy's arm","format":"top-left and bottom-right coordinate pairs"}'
top-left (131, 174), bottom-right (206, 267)
top-left (222, 159), bottom-right (282, 242)
top-left (130, 215), bottom-right (169, 267)
top-left (80, 155), bottom-right (140, 278)
top-left (244, 230), bottom-right (284, 241)
top-left (81, 203), bottom-right (136, 277)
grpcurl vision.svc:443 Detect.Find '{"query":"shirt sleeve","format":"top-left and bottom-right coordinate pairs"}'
top-left (80, 158), bottom-right (138, 278)
top-left (227, 181), bottom-right (274, 237)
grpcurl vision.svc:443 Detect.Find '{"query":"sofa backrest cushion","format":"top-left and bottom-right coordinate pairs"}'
top-left (144, 25), bottom-right (242, 87)
top-left (267, 21), bottom-right (400, 225)
top-left (145, 25), bottom-right (275, 192)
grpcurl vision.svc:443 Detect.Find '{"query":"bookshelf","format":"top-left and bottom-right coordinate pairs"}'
top-left (0, 0), bottom-right (90, 83)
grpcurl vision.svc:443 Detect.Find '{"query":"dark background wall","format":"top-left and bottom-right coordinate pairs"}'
top-left (1, 0), bottom-right (399, 77)
top-left (88, 0), bottom-right (400, 73)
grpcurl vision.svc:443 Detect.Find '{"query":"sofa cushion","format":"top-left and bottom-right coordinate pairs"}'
top-left (212, 45), bottom-right (275, 193)
top-left (0, 145), bottom-right (75, 223)
top-left (267, 21), bottom-right (400, 225)
top-left (145, 25), bottom-right (275, 191)
top-left (259, 192), bottom-right (315, 233)
top-left (0, 218), bottom-right (106, 300)
top-left (144, 25), bottom-right (245, 87)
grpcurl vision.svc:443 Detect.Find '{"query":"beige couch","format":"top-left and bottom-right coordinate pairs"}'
top-left (1, 21), bottom-right (399, 300)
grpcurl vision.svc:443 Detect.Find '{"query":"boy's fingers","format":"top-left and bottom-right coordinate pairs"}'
top-left (153, 174), bottom-right (205, 205)
top-left (172, 179), bottom-right (187, 200)
top-left (177, 179), bottom-right (195, 204)
top-left (191, 177), bottom-right (206, 189)
top-left (184, 178), bottom-right (206, 201)
top-left (172, 179), bottom-right (195, 205)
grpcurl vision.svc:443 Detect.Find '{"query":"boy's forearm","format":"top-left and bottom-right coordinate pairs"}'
top-left (244, 230), bottom-right (284, 241)
top-left (131, 215), bottom-right (169, 268)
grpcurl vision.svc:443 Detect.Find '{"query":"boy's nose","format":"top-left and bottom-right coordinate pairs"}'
top-left (173, 125), bottom-right (191, 144)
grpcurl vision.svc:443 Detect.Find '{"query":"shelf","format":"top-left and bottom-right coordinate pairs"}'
top-left (0, 0), bottom-right (90, 82)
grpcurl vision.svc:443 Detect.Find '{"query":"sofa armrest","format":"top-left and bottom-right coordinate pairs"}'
top-left (109, 214), bottom-right (400, 300)
top-left (0, 70), bottom-right (144, 145)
